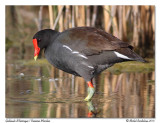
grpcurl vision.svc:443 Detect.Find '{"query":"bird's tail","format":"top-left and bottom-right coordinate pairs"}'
top-left (115, 48), bottom-right (147, 63)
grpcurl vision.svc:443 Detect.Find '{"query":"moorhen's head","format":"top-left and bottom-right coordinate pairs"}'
top-left (32, 29), bottom-right (59, 61)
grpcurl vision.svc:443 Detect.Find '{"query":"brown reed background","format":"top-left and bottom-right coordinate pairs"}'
top-left (6, 5), bottom-right (155, 58)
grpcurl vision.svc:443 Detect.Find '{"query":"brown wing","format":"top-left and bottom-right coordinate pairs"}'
top-left (59, 27), bottom-right (133, 55)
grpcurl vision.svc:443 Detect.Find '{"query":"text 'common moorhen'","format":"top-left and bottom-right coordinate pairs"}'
top-left (32, 27), bottom-right (145, 101)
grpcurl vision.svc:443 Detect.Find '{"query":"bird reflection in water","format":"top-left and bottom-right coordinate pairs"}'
top-left (86, 101), bottom-right (100, 118)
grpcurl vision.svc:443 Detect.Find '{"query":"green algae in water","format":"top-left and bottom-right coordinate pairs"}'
top-left (23, 59), bottom-right (51, 67)
top-left (22, 58), bottom-right (154, 73)
top-left (107, 59), bottom-right (154, 74)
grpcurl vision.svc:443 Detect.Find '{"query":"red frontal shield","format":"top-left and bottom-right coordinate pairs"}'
top-left (32, 39), bottom-right (40, 60)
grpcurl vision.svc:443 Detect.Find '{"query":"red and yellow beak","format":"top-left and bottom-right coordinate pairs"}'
top-left (32, 38), bottom-right (40, 61)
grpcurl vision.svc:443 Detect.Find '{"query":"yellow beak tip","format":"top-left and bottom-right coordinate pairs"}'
top-left (34, 56), bottom-right (38, 61)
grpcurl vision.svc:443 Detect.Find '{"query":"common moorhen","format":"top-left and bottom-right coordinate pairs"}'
top-left (32, 27), bottom-right (145, 101)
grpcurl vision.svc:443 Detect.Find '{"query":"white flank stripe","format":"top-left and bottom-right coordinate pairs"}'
top-left (72, 51), bottom-right (79, 54)
top-left (88, 66), bottom-right (94, 69)
top-left (78, 54), bottom-right (88, 59)
top-left (63, 45), bottom-right (88, 59)
top-left (114, 51), bottom-right (131, 60)
top-left (63, 45), bottom-right (72, 51)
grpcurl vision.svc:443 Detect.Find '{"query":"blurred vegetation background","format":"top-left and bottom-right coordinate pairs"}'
top-left (6, 5), bottom-right (155, 59)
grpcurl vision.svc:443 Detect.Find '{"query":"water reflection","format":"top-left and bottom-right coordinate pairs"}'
top-left (6, 65), bottom-right (155, 118)
top-left (6, 46), bottom-right (155, 118)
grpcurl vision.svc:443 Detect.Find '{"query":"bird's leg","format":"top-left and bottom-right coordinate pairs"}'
top-left (84, 81), bottom-right (95, 101)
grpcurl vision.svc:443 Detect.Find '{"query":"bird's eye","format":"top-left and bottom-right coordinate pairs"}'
top-left (37, 39), bottom-right (41, 43)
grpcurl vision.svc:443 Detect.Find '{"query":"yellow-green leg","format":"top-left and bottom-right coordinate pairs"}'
top-left (84, 81), bottom-right (95, 101)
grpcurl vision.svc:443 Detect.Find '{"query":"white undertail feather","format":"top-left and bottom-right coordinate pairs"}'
top-left (114, 51), bottom-right (131, 60)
